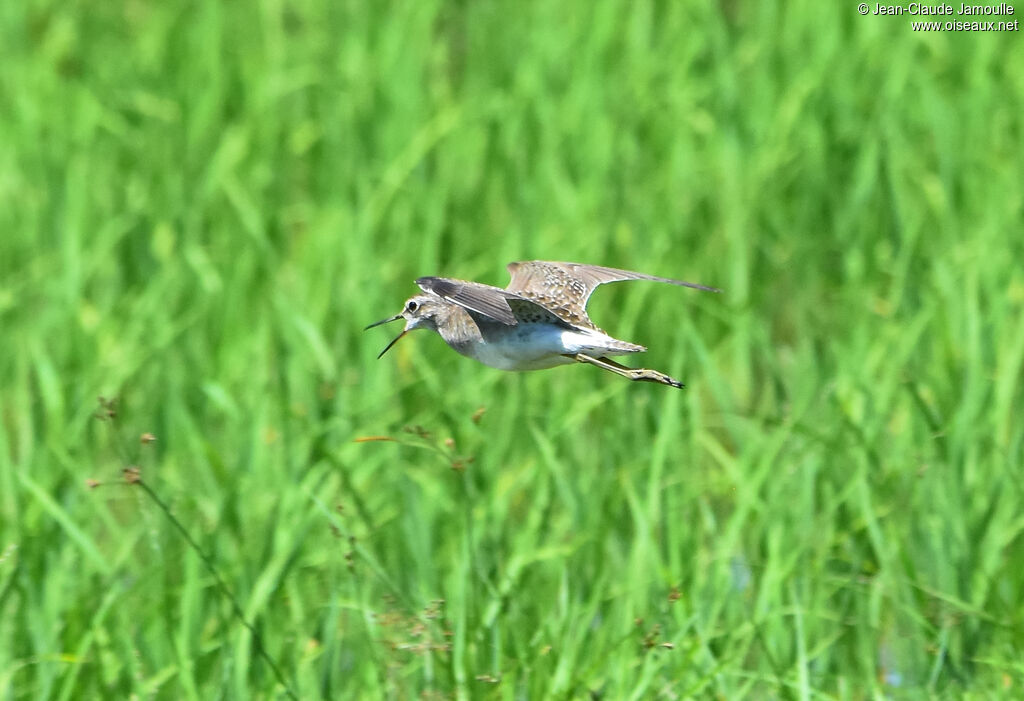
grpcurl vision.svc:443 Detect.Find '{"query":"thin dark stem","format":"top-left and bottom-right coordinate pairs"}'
top-left (135, 481), bottom-right (299, 701)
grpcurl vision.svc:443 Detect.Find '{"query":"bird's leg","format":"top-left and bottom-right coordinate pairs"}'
top-left (565, 353), bottom-right (684, 389)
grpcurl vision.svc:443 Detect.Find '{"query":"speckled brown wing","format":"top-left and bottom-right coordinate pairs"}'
top-left (504, 261), bottom-right (719, 329)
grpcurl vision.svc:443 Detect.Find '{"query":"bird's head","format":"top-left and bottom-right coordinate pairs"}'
top-left (364, 294), bottom-right (448, 358)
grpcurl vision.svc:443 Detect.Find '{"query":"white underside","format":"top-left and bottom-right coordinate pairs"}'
top-left (463, 326), bottom-right (640, 371)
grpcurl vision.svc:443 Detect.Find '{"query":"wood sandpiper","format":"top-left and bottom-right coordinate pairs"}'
top-left (366, 261), bottom-right (718, 388)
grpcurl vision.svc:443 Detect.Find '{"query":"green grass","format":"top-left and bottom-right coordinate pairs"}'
top-left (2, 0), bottom-right (1023, 698)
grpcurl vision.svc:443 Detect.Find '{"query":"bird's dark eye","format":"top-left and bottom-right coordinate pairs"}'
top-left (406, 300), bottom-right (419, 313)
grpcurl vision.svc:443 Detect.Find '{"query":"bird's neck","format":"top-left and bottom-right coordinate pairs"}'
top-left (433, 306), bottom-right (484, 356)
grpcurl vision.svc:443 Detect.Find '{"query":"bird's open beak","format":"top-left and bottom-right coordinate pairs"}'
top-left (364, 314), bottom-right (402, 330)
top-left (375, 330), bottom-right (408, 359)
top-left (365, 314), bottom-right (407, 359)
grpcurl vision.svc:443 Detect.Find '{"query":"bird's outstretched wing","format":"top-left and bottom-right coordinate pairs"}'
top-left (415, 276), bottom-right (525, 325)
top-left (504, 261), bottom-right (719, 327)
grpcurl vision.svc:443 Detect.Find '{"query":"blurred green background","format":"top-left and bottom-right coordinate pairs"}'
top-left (2, 0), bottom-right (1023, 698)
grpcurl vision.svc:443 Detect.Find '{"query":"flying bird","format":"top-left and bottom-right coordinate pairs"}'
top-left (366, 261), bottom-right (718, 388)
